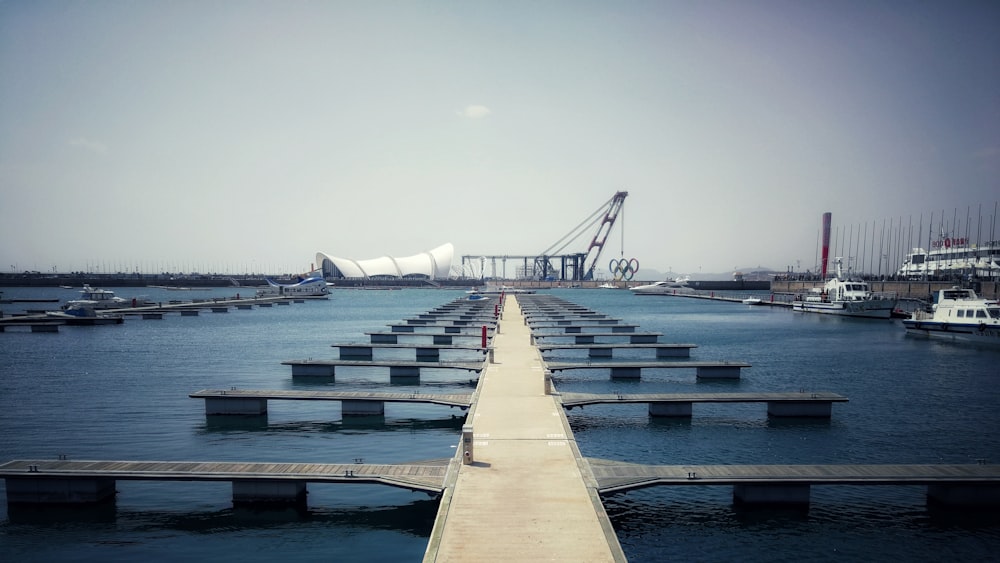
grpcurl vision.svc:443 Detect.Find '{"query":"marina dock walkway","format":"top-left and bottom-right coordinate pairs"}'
top-left (424, 296), bottom-right (626, 562)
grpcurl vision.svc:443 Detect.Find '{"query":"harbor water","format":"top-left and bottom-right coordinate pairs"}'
top-left (1, 287), bottom-right (999, 561)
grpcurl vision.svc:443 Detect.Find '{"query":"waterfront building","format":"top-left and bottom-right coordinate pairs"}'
top-left (316, 243), bottom-right (454, 280)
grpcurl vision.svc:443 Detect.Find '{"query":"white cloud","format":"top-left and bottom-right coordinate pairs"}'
top-left (458, 105), bottom-right (492, 119)
top-left (69, 137), bottom-right (108, 154)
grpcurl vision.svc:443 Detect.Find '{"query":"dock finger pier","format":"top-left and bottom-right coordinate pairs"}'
top-left (3, 294), bottom-right (1000, 562)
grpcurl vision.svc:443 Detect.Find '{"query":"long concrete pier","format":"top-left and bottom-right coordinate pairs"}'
top-left (5, 293), bottom-right (1000, 559)
top-left (424, 296), bottom-right (627, 562)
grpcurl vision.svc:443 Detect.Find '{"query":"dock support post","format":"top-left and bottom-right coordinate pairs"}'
top-left (927, 484), bottom-right (1000, 505)
top-left (5, 477), bottom-right (117, 504)
top-left (389, 366), bottom-right (420, 379)
top-left (733, 484), bottom-right (811, 505)
top-left (696, 365), bottom-right (742, 379)
top-left (416, 347), bottom-right (441, 361)
top-left (290, 364), bottom-right (336, 377)
top-left (610, 366), bottom-right (642, 379)
top-left (205, 397), bottom-right (268, 415)
top-left (232, 480), bottom-right (307, 505)
top-left (656, 347), bottom-right (690, 358)
top-left (649, 402), bottom-right (693, 417)
top-left (342, 400), bottom-right (385, 416)
top-left (588, 347), bottom-right (613, 358)
top-left (767, 401), bottom-right (833, 417)
top-left (340, 346), bottom-right (374, 360)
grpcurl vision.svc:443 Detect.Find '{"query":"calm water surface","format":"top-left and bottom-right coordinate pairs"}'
top-left (1, 287), bottom-right (998, 561)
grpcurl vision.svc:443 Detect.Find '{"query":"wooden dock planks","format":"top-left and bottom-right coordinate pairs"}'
top-left (0, 459), bottom-right (450, 493)
top-left (586, 459), bottom-right (1000, 493)
top-left (190, 389), bottom-right (473, 408)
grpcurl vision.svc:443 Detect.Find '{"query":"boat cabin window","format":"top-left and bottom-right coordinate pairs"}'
top-left (976, 310), bottom-right (988, 319)
top-left (990, 308), bottom-right (1000, 319)
top-left (957, 310), bottom-right (965, 318)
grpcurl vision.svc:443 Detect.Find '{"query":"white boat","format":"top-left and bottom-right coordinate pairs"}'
top-left (742, 297), bottom-right (762, 305)
top-left (598, 283), bottom-right (619, 289)
top-left (467, 293), bottom-right (491, 301)
top-left (896, 234), bottom-right (1000, 280)
top-left (792, 258), bottom-right (896, 319)
top-left (255, 275), bottom-right (330, 297)
top-left (629, 277), bottom-right (695, 295)
top-left (63, 285), bottom-right (129, 310)
top-left (902, 287), bottom-right (1000, 344)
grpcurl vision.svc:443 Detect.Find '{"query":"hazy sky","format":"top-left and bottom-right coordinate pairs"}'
top-left (2, 1), bottom-right (997, 277)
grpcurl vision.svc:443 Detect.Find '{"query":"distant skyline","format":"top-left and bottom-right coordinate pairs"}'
top-left (2, 2), bottom-right (997, 277)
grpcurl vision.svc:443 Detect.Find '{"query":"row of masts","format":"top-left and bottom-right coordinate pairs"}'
top-left (813, 202), bottom-right (999, 280)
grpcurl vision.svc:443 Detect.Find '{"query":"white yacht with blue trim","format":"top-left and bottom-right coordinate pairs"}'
top-left (903, 287), bottom-right (1000, 344)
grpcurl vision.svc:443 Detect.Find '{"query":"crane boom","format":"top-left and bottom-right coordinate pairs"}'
top-left (537, 191), bottom-right (628, 280)
top-left (583, 191), bottom-right (628, 279)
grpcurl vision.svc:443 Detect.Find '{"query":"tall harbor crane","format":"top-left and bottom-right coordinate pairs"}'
top-left (461, 191), bottom-right (628, 281)
top-left (537, 191), bottom-right (628, 280)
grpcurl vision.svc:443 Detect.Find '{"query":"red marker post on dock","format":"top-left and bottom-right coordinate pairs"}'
top-left (481, 325), bottom-right (487, 349)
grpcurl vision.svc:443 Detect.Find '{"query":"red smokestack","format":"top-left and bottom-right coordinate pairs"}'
top-left (820, 212), bottom-right (832, 279)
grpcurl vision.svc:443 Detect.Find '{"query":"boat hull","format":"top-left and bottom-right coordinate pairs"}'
top-left (902, 320), bottom-right (1000, 345)
top-left (792, 299), bottom-right (895, 319)
top-left (631, 289), bottom-right (695, 295)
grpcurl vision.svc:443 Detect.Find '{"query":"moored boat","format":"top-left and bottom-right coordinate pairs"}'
top-left (64, 285), bottom-right (129, 310)
top-left (47, 302), bottom-right (124, 324)
top-left (255, 274), bottom-right (330, 298)
top-left (902, 287), bottom-right (1000, 344)
top-left (629, 277), bottom-right (695, 295)
top-left (896, 234), bottom-right (1000, 280)
top-left (792, 258), bottom-right (896, 319)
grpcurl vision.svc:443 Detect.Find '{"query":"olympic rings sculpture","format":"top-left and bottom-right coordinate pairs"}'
top-left (609, 258), bottom-right (640, 281)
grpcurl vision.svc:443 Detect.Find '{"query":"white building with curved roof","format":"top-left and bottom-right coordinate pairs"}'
top-left (316, 243), bottom-right (454, 279)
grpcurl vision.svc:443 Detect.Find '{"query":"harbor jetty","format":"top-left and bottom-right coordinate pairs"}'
top-left (2, 294), bottom-right (1000, 562)
top-left (0, 294), bottom-right (319, 332)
